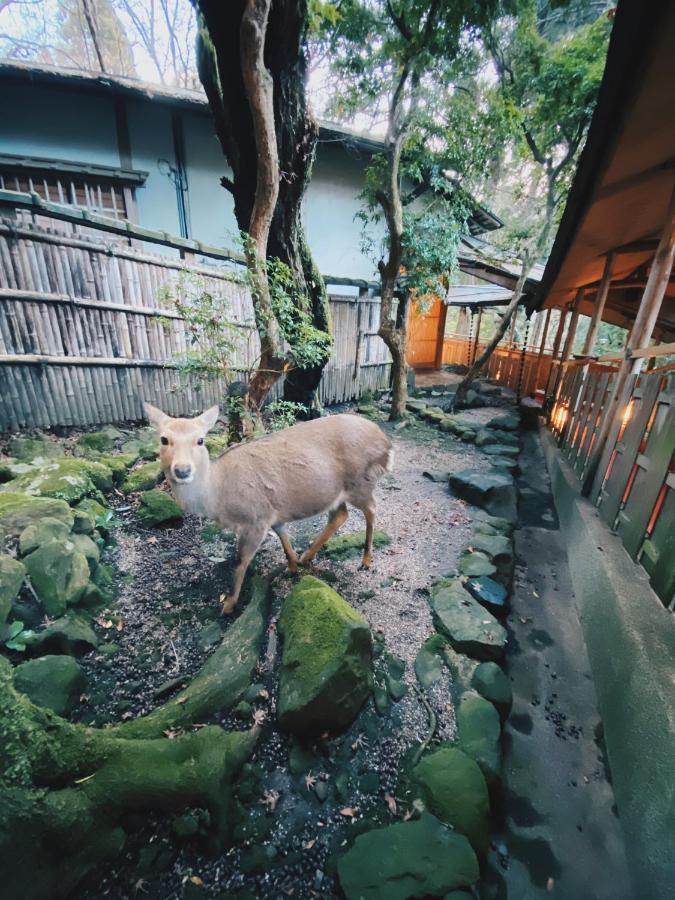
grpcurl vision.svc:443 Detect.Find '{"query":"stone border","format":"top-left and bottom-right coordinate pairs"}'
top-left (542, 430), bottom-right (675, 900)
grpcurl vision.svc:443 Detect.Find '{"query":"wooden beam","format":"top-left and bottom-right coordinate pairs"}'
top-left (543, 307), bottom-right (568, 403)
top-left (472, 307), bottom-right (483, 365)
top-left (582, 252), bottom-right (614, 355)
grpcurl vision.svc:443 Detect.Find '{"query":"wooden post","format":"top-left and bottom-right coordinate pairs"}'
top-left (532, 307), bottom-right (552, 397)
top-left (472, 307), bottom-right (483, 366)
top-left (583, 181), bottom-right (675, 496)
top-left (435, 299), bottom-right (448, 369)
top-left (543, 307), bottom-right (568, 405)
top-left (582, 252), bottom-right (614, 356)
top-left (507, 307), bottom-right (518, 347)
top-left (551, 287), bottom-right (584, 400)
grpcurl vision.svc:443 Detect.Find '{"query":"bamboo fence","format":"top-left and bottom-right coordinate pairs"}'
top-left (0, 212), bottom-right (391, 430)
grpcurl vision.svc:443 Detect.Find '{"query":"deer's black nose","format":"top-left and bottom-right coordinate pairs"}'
top-left (173, 465), bottom-right (192, 481)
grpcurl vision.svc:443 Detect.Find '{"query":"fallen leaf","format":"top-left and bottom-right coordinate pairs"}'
top-left (115, 620), bottom-right (124, 632)
top-left (340, 807), bottom-right (357, 818)
top-left (190, 875), bottom-right (204, 886)
top-left (403, 809), bottom-right (413, 821)
top-left (147, 536), bottom-right (159, 545)
top-left (384, 793), bottom-right (397, 815)
top-left (176, 696), bottom-right (188, 705)
top-left (302, 838), bottom-right (316, 850)
top-left (74, 773), bottom-right (96, 784)
top-left (547, 877), bottom-right (555, 892)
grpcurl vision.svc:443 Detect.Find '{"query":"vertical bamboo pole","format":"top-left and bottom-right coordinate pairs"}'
top-left (582, 252), bottom-right (614, 356)
top-left (532, 307), bottom-right (552, 397)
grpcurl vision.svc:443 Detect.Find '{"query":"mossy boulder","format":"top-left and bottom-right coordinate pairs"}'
top-left (0, 555), bottom-right (25, 623)
top-left (27, 612), bottom-right (99, 656)
top-left (72, 534), bottom-right (100, 573)
top-left (323, 530), bottom-right (391, 561)
top-left (13, 654), bottom-right (85, 716)
top-left (96, 453), bottom-right (137, 485)
top-left (72, 507), bottom-right (96, 535)
top-left (471, 662), bottom-right (513, 721)
top-left (458, 550), bottom-right (496, 578)
top-left (205, 433), bottom-right (229, 458)
top-left (76, 431), bottom-right (115, 454)
top-left (74, 498), bottom-right (109, 537)
top-left (0, 459), bottom-right (112, 505)
top-left (337, 813), bottom-right (479, 900)
top-left (430, 578), bottom-right (506, 662)
top-left (23, 540), bottom-right (90, 616)
top-left (18, 517), bottom-right (73, 556)
top-left (0, 493), bottom-right (74, 539)
top-left (138, 489), bottom-right (183, 527)
top-left (8, 435), bottom-right (64, 461)
top-left (278, 575), bottom-right (372, 733)
top-left (412, 747), bottom-right (490, 856)
top-left (121, 461), bottom-right (163, 494)
top-left (456, 692), bottom-right (502, 786)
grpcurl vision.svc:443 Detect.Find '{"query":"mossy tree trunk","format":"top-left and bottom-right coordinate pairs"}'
top-left (195, 0), bottom-right (331, 418)
top-left (0, 577), bottom-right (270, 900)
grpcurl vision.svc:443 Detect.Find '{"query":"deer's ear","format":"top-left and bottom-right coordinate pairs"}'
top-left (198, 405), bottom-right (220, 432)
top-left (144, 402), bottom-right (168, 431)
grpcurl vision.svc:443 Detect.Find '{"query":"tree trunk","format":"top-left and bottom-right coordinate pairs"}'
top-left (1, 577), bottom-right (271, 900)
top-left (454, 259), bottom-right (530, 407)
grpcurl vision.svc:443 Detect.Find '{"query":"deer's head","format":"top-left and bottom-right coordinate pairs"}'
top-left (144, 403), bottom-right (219, 485)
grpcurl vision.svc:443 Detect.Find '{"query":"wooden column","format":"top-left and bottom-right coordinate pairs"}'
top-left (472, 308), bottom-right (483, 365)
top-left (582, 252), bottom-right (614, 356)
top-left (434, 300), bottom-right (448, 369)
top-left (583, 181), bottom-right (675, 496)
top-left (551, 287), bottom-right (584, 400)
top-left (532, 307), bottom-right (552, 397)
top-left (507, 307), bottom-right (518, 347)
top-left (543, 307), bottom-right (568, 404)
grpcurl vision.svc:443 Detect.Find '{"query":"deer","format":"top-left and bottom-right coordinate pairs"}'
top-left (143, 403), bottom-right (394, 614)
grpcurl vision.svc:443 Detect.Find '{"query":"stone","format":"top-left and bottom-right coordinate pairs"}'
top-left (18, 517), bottom-right (73, 556)
top-left (23, 540), bottom-right (90, 616)
top-left (458, 551), bottom-right (496, 578)
top-left (456, 692), bottom-right (502, 786)
top-left (412, 748), bottom-right (490, 855)
top-left (96, 453), bottom-right (137, 484)
top-left (490, 456), bottom-right (518, 474)
top-left (464, 575), bottom-right (508, 615)
top-left (72, 533), bottom-right (100, 573)
top-left (406, 399), bottom-right (429, 412)
top-left (474, 512), bottom-right (514, 535)
top-left (489, 428), bottom-right (519, 446)
top-left (481, 444), bottom-right (519, 458)
top-left (121, 461), bottom-right (163, 494)
top-left (278, 575), bottom-right (372, 733)
top-left (77, 430), bottom-right (115, 453)
top-left (72, 507), bottom-right (95, 534)
top-left (415, 634), bottom-right (449, 689)
top-left (28, 613), bottom-right (99, 656)
top-left (13, 654), bottom-right (85, 716)
top-left (75, 498), bottom-right (109, 536)
top-left (448, 469), bottom-right (517, 521)
top-left (323, 530), bottom-right (390, 561)
top-left (138, 489), bottom-right (183, 527)
top-left (0, 458), bottom-right (112, 504)
top-left (430, 578), bottom-right (506, 662)
top-left (486, 413), bottom-right (520, 431)
top-left (0, 554), bottom-right (25, 623)
top-left (471, 662), bottom-right (513, 720)
top-left (460, 430), bottom-right (476, 443)
top-left (337, 813), bottom-right (479, 900)
top-left (468, 533), bottom-right (514, 586)
top-left (8, 435), bottom-right (64, 461)
top-left (197, 621), bottom-right (222, 651)
top-left (0, 493), bottom-right (74, 539)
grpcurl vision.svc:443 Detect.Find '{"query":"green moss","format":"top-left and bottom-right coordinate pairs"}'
top-left (0, 459), bottom-right (113, 505)
top-left (121, 461), bottom-right (163, 495)
top-left (0, 555), bottom-right (26, 623)
top-left (8, 435), bottom-right (64, 462)
top-left (323, 530), bottom-right (391, 561)
top-left (95, 454), bottom-right (137, 485)
top-left (76, 431), bottom-right (114, 453)
top-left (0, 493), bottom-right (74, 539)
top-left (138, 489), bottom-right (183, 527)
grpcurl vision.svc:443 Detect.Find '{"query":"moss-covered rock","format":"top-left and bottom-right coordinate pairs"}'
top-left (138, 489), bottom-right (183, 527)
top-left (74, 498), bottom-right (109, 537)
top-left (337, 813), bottom-right (479, 900)
top-left (121, 461), bottom-right (163, 494)
top-left (0, 493), bottom-right (74, 539)
top-left (0, 554), bottom-right (25, 623)
top-left (278, 575), bottom-right (372, 733)
top-left (27, 612), bottom-right (99, 656)
top-left (95, 453), bottom-right (137, 485)
top-left (72, 507), bottom-right (96, 535)
top-left (76, 431), bottom-right (115, 454)
top-left (0, 457), bottom-right (16, 483)
top-left (71, 534), bottom-right (100, 573)
top-left (457, 550), bottom-right (497, 578)
top-left (0, 459), bottom-right (112, 505)
top-left (23, 540), bottom-right (90, 616)
top-left (13, 654), bottom-right (85, 716)
top-left (412, 746), bottom-right (489, 856)
top-left (430, 578), bottom-right (506, 662)
top-left (456, 692), bottom-right (502, 786)
top-left (323, 530), bottom-right (390, 561)
top-left (18, 517), bottom-right (73, 556)
top-left (471, 661), bottom-right (513, 721)
top-left (8, 435), bottom-right (64, 461)
top-left (205, 433), bottom-right (229, 458)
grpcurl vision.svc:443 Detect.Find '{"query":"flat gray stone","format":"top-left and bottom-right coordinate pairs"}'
top-left (448, 469), bottom-right (517, 521)
top-left (482, 444), bottom-right (519, 457)
top-left (430, 578), bottom-right (506, 661)
top-left (464, 575), bottom-right (508, 615)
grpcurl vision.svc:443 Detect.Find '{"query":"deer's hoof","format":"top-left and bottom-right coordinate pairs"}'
top-left (221, 596), bottom-right (237, 615)
top-left (298, 554), bottom-right (314, 567)
top-left (359, 554), bottom-right (373, 571)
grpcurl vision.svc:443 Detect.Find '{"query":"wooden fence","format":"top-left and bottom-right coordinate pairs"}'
top-left (551, 359), bottom-right (674, 608)
top-left (441, 334), bottom-right (554, 397)
top-left (0, 209), bottom-right (391, 429)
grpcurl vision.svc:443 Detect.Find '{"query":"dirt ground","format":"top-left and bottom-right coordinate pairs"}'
top-left (71, 411), bottom-right (494, 899)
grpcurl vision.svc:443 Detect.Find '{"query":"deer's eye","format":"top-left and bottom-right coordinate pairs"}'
top-left (197, 437), bottom-right (204, 446)
top-left (160, 436), bottom-right (169, 446)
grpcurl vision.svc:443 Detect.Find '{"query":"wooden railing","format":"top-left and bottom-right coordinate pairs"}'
top-left (441, 335), bottom-right (554, 397)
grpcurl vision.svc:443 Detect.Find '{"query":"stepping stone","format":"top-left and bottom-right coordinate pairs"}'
top-left (486, 413), bottom-right (520, 431)
top-left (458, 551), bottom-right (496, 578)
top-left (471, 661), bottom-right (513, 720)
top-left (456, 692), bottom-right (502, 786)
top-left (490, 457), bottom-right (518, 474)
top-left (422, 469), bottom-right (450, 483)
top-left (474, 512), bottom-right (514, 535)
top-left (464, 575), bottom-right (508, 615)
top-left (481, 444), bottom-right (519, 457)
top-left (13, 654), bottom-right (85, 716)
top-left (448, 469), bottom-right (517, 522)
top-left (430, 578), bottom-right (506, 661)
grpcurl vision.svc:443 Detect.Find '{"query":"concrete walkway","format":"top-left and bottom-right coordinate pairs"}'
top-left (482, 429), bottom-right (635, 900)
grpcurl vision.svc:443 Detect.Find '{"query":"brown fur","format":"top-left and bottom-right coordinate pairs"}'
top-left (144, 404), bottom-right (393, 613)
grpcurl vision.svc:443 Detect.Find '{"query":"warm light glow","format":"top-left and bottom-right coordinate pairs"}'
top-left (621, 401), bottom-right (634, 426)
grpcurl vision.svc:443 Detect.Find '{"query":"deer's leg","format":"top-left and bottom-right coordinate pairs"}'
top-left (299, 503), bottom-right (348, 566)
top-left (221, 524), bottom-right (268, 615)
top-left (273, 524), bottom-right (298, 574)
top-left (359, 498), bottom-right (376, 569)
